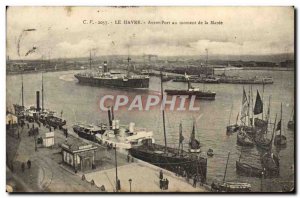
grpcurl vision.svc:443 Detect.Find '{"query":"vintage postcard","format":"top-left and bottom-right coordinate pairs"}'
top-left (6, 6), bottom-right (295, 193)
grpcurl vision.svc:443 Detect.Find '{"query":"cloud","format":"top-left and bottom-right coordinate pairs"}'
top-left (6, 7), bottom-right (294, 59)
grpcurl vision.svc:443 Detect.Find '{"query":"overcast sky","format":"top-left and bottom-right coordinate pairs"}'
top-left (6, 6), bottom-right (294, 59)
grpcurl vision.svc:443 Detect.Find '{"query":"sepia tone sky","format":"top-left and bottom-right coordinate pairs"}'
top-left (6, 6), bottom-right (294, 59)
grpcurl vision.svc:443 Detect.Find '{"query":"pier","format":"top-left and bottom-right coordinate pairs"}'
top-left (6, 119), bottom-right (208, 192)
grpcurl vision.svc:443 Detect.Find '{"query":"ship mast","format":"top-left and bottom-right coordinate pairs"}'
top-left (89, 49), bottom-right (92, 70)
top-left (160, 71), bottom-right (167, 151)
top-left (42, 72), bottom-right (44, 111)
top-left (21, 73), bottom-right (24, 107)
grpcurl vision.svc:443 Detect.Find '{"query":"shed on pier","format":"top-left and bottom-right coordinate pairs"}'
top-left (61, 139), bottom-right (98, 172)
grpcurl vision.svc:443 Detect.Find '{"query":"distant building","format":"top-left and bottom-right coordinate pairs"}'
top-left (280, 60), bottom-right (294, 68)
top-left (61, 139), bottom-right (98, 172)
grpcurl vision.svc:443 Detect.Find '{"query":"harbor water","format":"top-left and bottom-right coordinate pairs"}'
top-left (6, 69), bottom-right (295, 192)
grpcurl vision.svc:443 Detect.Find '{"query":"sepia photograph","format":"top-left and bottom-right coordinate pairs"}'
top-left (5, 6), bottom-right (295, 193)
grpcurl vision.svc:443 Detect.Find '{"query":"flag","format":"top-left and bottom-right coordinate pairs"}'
top-left (254, 90), bottom-right (263, 115)
top-left (276, 119), bottom-right (281, 131)
top-left (241, 88), bottom-right (248, 121)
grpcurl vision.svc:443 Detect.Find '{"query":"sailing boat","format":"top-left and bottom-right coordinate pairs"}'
top-left (274, 103), bottom-right (287, 147)
top-left (226, 104), bottom-right (239, 133)
top-left (255, 115), bottom-right (277, 152)
top-left (254, 97), bottom-right (275, 150)
top-left (188, 120), bottom-right (201, 153)
top-left (237, 88), bottom-right (254, 147)
top-left (129, 71), bottom-right (208, 182)
top-left (253, 89), bottom-right (268, 132)
top-left (287, 109), bottom-right (294, 130)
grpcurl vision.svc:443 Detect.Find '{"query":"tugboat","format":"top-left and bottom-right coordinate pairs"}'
top-left (74, 55), bottom-right (150, 89)
top-left (129, 72), bottom-right (208, 181)
top-left (188, 121), bottom-right (201, 153)
top-left (274, 103), bottom-right (287, 147)
top-left (165, 80), bottom-right (216, 100)
top-left (95, 115), bottom-right (154, 150)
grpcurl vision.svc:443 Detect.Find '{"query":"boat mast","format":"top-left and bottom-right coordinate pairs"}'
top-left (280, 103), bottom-right (282, 137)
top-left (228, 104), bottom-right (233, 125)
top-left (160, 71), bottom-right (167, 151)
top-left (178, 122), bottom-right (183, 154)
top-left (248, 87), bottom-right (251, 126)
top-left (223, 152), bottom-right (230, 183)
top-left (251, 85), bottom-right (254, 127)
top-left (21, 73), bottom-right (24, 107)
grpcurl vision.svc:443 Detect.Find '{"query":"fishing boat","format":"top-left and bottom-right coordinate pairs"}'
top-left (188, 121), bottom-right (201, 153)
top-left (274, 103), bottom-right (287, 147)
top-left (287, 109), bottom-right (294, 130)
top-left (39, 74), bottom-right (66, 128)
top-left (237, 88), bottom-right (255, 147)
top-left (129, 72), bottom-right (208, 181)
top-left (255, 113), bottom-right (277, 151)
top-left (212, 152), bottom-right (251, 192)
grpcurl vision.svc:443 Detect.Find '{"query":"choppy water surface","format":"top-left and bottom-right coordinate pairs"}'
top-left (6, 69), bottom-right (295, 192)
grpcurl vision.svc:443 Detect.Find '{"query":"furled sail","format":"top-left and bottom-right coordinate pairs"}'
top-left (240, 88), bottom-right (249, 124)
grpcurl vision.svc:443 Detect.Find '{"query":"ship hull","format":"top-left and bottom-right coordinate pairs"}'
top-left (129, 143), bottom-right (207, 182)
top-left (74, 75), bottom-right (150, 89)
top-left (236, 161), bottom-right (263, 178)
top-left (165, 90), bottom-right (216, 100)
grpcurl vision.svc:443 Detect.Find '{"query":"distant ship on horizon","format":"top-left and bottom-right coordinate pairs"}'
top-left (74, 55), bottom-right (150, 89)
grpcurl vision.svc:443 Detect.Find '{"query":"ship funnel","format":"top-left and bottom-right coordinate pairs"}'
top-left (107, 106), bottom-right (112, 128)
top-left (111, 106), bottom-right (114, 120)
top-left (103, 61), bottom-right (108, 73)
top-left (129, 122), bottom-right (135, 133)
top-left (36, 91), bottom-right (41, 111)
